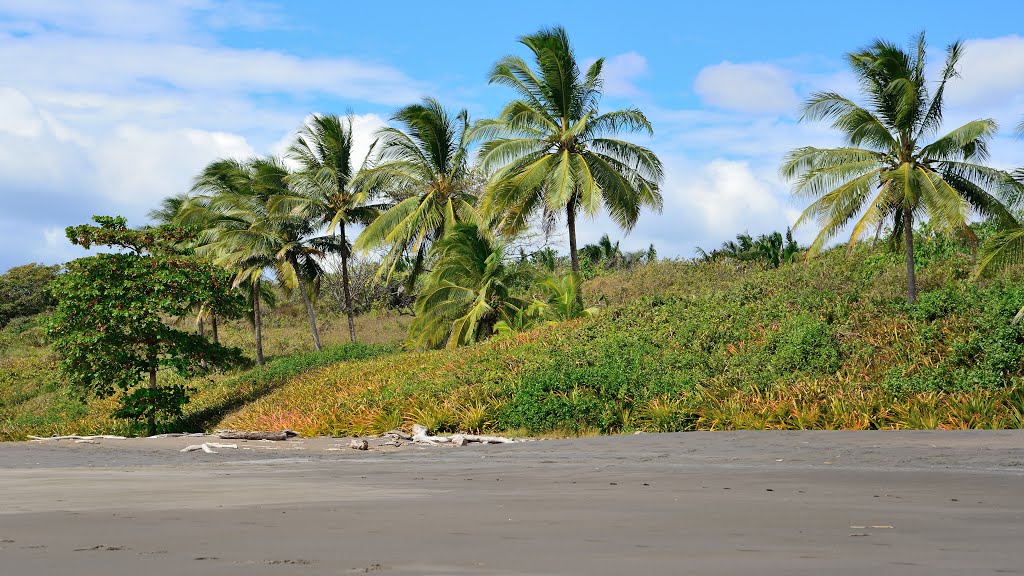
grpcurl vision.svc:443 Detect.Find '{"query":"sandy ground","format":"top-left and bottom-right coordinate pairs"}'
top-left (1, 431), bottom-right (1022, 575)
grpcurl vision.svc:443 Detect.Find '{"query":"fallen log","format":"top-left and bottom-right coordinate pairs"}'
top-left (410, 424), bottom-right (516, 445)
top-left (28, 435), bottom-right (127, 441)
top-left (215, 430), bottom-right (296, 441)
top-left (180, 442), bottom-right (238, 454)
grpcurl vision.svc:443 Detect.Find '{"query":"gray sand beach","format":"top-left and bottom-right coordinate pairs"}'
top-left (1, 430), bottom-right (1022, 575)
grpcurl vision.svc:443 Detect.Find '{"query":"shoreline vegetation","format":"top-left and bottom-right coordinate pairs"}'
top-left (4, 243), bottom-right (1023, 440)
top-left (3, 29), bottom-right (1024, 439)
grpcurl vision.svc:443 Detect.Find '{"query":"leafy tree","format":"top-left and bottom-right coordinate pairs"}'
top-left (475, 26), bottom-right (664, 276)
top-left (286, 114), bottom-right (383, 342)
top-left (354, 98), bottom-right (479, 285)
top-left (148, 192), bottom-right (221, 346)
top-left (49, 216), bottom-right (246, 436)
top-left (410, 224), bottom-right (530, 349)
top-left (782, 33), bottom-right (1020, 303)
top-left (0, 263), bottom-right (60, 328)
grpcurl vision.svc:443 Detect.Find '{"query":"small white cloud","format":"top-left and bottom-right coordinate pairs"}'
top-left (602, 51), bottom-right (648, 98)
top-left (694, 62), bottom-right (799, 114)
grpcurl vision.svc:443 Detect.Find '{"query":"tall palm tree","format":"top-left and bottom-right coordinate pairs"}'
top-left (474, 26), bottom-right (664, 276)
top-left (410, 224), bottom-right (530, 349)
top-left (286, 114), bottom-right (381, 343)
top-left (782, 33), bottom-right (1020, 303)
top-left (354, 98), bottom-right (479, 286)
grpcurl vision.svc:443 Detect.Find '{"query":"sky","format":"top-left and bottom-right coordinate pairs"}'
top-left (1, 0), bottom-right (1023, 271)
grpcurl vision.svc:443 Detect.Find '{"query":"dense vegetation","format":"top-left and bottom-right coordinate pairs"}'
top-left (221, 241), bottom-right (1024, 436)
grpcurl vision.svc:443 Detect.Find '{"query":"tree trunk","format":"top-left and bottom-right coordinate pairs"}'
top-left (904, 206), bottom-right (917, 304)
top-left (147, 365), bottom-right (157, 437)
top-left (566, 203), bottom-right (583, 306)
top-left (211, 314), bottom-right (219, 345)
top-left (253, 279), bottom-right (265, 366)
top-left (197, 314), bottom-right (207, 369)
top-left (339, 225), bottom-right (357, 343)
top-left (567, 204), bottom-right (580, 275)
top-left (294, 260), bottom-right (322, 352)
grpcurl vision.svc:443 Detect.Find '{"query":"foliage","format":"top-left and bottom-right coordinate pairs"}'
top-left (697, 229), bottom-right (800, 268)
top-left (354, 98), bottom-right (480, 284)
top-left (475, 26), bottom-right (664, 272)
top-left (48, 216), bottom-right (247, 434)
top-left (410, 224), bottom-right (531, 348)
top-left (224, 240), bottom-right (1024, 437)
top-left (782, 32), bottom-right (1020, 303)
top-left (0, 263), bottom-right (61, 329)
top-left (286, 113), bottom-right (384, 342)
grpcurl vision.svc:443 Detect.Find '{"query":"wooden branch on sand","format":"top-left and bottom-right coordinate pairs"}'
top-left (180, 442), bottom-right (238, 454)
top-left (409, 424), bottom-right (517, 446)
top-left (215, 430), bottom-right (298, 441)
top-left (28, 435), bottom-right (127, 441)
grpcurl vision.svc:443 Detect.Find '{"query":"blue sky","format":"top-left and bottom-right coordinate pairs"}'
top-left (1, 0), bottom-right (1022, 271)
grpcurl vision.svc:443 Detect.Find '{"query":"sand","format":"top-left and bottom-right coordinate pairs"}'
top-left (1, 430), bottom-right (1022, 575)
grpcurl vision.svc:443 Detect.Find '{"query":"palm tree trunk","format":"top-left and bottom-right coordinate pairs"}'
top-left (253, 279), bottom-right (265, 366)
top-left (904, 206), bottom-right (917, 304)
top-left (339, 225), bottom-right (357, 343)
top-left (293, 261), bottom-right (322, 352)
top-left (566, 203), bottom-right (583, 307)
top-left (147, 363), bottom-right (157, 437)
top-left (211, 314), bottom-right (219, 345)
top-left (567, 204), bottom-right (580, 275)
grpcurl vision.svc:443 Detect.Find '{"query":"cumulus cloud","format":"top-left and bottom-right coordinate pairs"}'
top-left (694, 62), bottom-right (799, 114)
top-left (602, 52), bottom-right (648, 98)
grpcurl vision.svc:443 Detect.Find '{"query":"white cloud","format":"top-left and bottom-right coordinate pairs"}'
top-left (695, 62), bottom-right (799, 114)
top-left (270, 113), bottom-right (388, 171)
top-left (92, 124), bottom-right (255, 210)
top-left (602, 52), bottom-right (648, 98)
top-left (946, 36), bottom-right (1024, 111)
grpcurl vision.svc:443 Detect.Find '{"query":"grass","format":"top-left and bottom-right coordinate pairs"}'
top-left (0, 309), bottom-right (405, 440)
top-left (224, 246), bottom-right (1024, 437)
top-left (4, 242), bottom-right (1024, 440)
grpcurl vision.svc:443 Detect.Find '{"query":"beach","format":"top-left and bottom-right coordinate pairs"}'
top-left (1, 430), bottom-right (1022, 575)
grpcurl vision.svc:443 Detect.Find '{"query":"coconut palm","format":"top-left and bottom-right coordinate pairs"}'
top-left (410, 224), bottom-right (530, 349)
top-left (782, 33), bottom-right (1020, 303)
top-left (186, 157), bottom-right (325, 361)
top-left (285, 114), bottom-right (382, 342)
top-left (474, 26), bottom-right (664, 276)
top-left (354, 98), bottom-right (479, 286)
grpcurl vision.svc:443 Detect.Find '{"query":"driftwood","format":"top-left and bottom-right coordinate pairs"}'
top-left (349, 439), bottom-right (369, 451)
top-left (28, 435), bottom-right (127, 441)
top-left (216, 430), bottom-right (297, 441)
top-left (180, 442), bottom-right (238, 454)
top-left (383, 430), bottom-right (413, 441)
top-left (148, 433), bottom-right (209, 439)
top-left (409, 424), bottom-right (516, 445)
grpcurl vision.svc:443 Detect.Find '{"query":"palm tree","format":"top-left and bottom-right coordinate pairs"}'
top-left (580, 234), bottom-right (624, 268)
top-left (782, 33), bottom-right (1020, 303)
top-left (354, 98), bottom-right (479, 286)
top-left (474, 26), bottom-right (664, 276)
top-left (409, 224), bottom-right (530, 349)
top-left (186, 157), bottom-right (325, 361)
top-left (286, 114), bottom-right (382, 342)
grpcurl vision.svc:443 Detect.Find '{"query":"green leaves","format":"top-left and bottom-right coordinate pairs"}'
top-left (478, 26), bottom-right (663, 262)
top-left (784, 34), bottom-right (1019, 303)
top-left (49, 217), bottom-right (247, 432)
